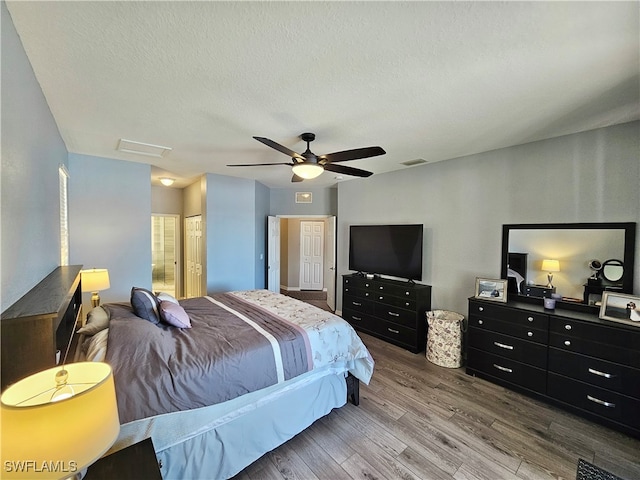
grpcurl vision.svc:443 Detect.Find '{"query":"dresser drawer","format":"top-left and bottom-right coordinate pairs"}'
top-left (469, 316), bottom-right (547, 344)
top-left (549, 332), bottom-right (640, 369)
top-left (362, 317), bottom-right (416, 346)
top-left (343, 296), bottom-right (375, 314)
top-left (372, 282), bottom-right (417, 300)
top-left (467, 348), bottom-right (546, 393)
top-left (548, 373), bottom-right (640, 429)
top-left (469, 300), bottom-right (548, 330)
top-left (375, 293), bottom-right (416, 311)
top-left (548, 347), bottom-right (640, 398)
top-left (374, 304), bottom-right (417, 328)
top-left (468, 327), bottom-right (547, 369)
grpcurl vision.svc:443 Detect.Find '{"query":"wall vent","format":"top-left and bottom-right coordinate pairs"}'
top-left (402, 158), bottom-right (428, 167)
top-left (117, 139), bottom-right (172, 158)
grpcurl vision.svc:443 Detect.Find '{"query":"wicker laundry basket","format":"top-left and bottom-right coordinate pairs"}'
top-left (426, 310), bottom-right (465, 368)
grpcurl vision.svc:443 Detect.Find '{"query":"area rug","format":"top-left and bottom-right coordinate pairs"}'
top-left (577, 459), bottom-right (624, 480)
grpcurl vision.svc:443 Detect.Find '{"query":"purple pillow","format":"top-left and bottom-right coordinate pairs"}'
top-left (159, 301), bottom-right (191, 329)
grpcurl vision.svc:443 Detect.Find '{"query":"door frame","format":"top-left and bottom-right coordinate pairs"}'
top-left (271, 214), bottom-right (336, 310)
top-left (151, 213), bottom-right (182, 298)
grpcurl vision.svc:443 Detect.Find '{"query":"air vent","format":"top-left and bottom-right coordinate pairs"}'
top-left (117, 139), bottom-right (172, 158)
top-left (402, 159), bottom-right (428, 167)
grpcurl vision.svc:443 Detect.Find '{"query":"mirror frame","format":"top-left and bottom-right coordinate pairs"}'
top-left (500, 222), bottom-right (636, 312)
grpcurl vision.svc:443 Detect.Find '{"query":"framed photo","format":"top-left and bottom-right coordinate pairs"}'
top-left (599, 292), bottom-right (640, 326)
top-left (474, 277), bottom-right (508, 303)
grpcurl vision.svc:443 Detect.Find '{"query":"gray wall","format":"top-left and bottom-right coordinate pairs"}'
top-left (1, 1), bottom-right (68, 311)
top-left (337, 122), bottom-right (640, 316)
top-left (205, 173), bottom-right (259, 292)
top-left (255, 182), bottom-right (270, 289)
top-left (151, 185), bottom-right (183, 215)
top-left (68, 154), bottom-right (152, 311)
top-left (270, 187), bottom-right (337, 216)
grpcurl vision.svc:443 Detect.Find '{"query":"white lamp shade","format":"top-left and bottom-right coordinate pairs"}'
top-left (159, 177), bottom-right (175, 186)
top-left (541, 259), bottom-right (560, 272)
top-left (291, 162), bottom-right (324, 179)
top-left (1, 362), bottom-right (120, 479)
top-left (81, 269), bottom-right (110, 292)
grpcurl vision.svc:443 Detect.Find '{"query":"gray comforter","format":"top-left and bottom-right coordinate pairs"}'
top-left (105, 294), bottom-right (313, 424)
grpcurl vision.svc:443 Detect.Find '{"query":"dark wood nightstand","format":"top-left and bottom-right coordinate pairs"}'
top-left (84, 438), bottom-right (162, 480)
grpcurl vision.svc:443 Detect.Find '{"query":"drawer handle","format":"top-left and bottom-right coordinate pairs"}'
top-left (365, 283), bottom-right (370, 287)
top-left (352, 316), bottom-right (362, 321)
top-left (587, 395), bottom-right (615, 408)
top-left (527, 316), bottom-right (534, 322)
top-left (478, 307), bottom-right (484, 312)
top-left (493, 342), bottom-right (514, 350)
top-left (527, 331), bottom-right (533, 337)
top-left (493, 364), bottom-right (513, 373)
top-left (478, 319), bottom-right (484, 325)
top-left (365, 293), bottom-right (370, 297)
top-left (564, 324), bottom-right (572, 330)
top-left (379, 286), bottom-right (384, 290)
top-left (564, 340), bottom-right (571, 346)
top-left (405, 302), bottom-right (410, 306)
top-left (388, 311), bottom-right (400, 317)
top-left (352, 302), bottom-right (362, 306)
top-left (405, 292), bottom-right (410, 296)
top-left (378, 296), bottom-right (384, 300)
top-left (387, 328), bottom-right (399, 334)
top-left (588, 368), bottom-right (615, 379)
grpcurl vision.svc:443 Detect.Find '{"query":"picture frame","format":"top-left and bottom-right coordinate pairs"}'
top-left (474, 277), bottom-right (508, 303)
top-left (599, 292), bottom-right (640, 326)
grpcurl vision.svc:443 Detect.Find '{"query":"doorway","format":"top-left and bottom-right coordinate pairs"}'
top-left (152, 214), bottom-right (180, 297)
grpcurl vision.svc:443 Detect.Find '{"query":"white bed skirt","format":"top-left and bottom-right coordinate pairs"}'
top-left (108, 366), bottom-right (349, 479)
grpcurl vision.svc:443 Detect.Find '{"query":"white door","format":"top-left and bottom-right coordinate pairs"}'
top-left (267, 216), bottom-right (280, 293)
top-left (185, 215), bottom-right (203, 298)
top-left (325, 217), bottom-right (336, 311)
top-left (300, 221), bottom-right (324, 290)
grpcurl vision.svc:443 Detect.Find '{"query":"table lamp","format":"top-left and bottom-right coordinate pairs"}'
top-left (1, 362), bottom-right (120, 479)
top-left (81, 269), bottom-right (110, 308)
top-left (541, 259), bottom-right (560, 288)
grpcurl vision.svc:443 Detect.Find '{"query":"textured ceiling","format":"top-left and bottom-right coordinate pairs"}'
top-left (6, 1), bottom-right (639, 188)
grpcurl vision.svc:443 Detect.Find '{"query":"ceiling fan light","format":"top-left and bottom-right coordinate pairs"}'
top-left (159, 177), bottom-right (175, 186)
top-left (292, 163), bottom-right (323, 179)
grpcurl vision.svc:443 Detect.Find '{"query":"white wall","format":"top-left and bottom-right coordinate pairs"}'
top-left (337, 122), bottom-right (640, 316)
top-left (68, 153), bottom-right (152, 311)
top-left (270, 187), bottom-right (337, 216)
top-left (1, 1), bottom-right (68, 311)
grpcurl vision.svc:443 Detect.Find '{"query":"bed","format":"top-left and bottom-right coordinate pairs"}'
top-left (81, 289), bottom-right (374, 479)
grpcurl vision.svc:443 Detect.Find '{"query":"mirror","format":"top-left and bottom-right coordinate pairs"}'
top-left (602, 259), bottom-right (624, 282)
top-left (501, 223), bottom-right (636, 310)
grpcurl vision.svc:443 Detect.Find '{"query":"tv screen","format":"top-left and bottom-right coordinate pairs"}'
top-left (348, 224), bottom-right (423, 280)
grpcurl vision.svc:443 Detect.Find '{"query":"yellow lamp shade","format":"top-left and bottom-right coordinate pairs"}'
top-left (1, 362), bottom-right (120, 479)
top-left (541, 259), bottom-right (560, 272)
top-left (80, 269), bottom-right (110, 292)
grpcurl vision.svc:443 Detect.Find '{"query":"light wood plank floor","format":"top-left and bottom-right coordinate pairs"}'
top-left (234, 333), bottom-right (640, 480)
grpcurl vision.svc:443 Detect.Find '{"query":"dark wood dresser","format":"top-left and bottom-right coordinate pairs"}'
top-left (1, 265), bottom-right (83, 390)
top-left (467, 297), bottom-right (640, 438)
top-left (342, 274), bottom-right (431, 353)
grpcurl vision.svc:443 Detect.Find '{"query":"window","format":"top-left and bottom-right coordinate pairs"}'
top-left (59, 165), bottom-right (69, 266)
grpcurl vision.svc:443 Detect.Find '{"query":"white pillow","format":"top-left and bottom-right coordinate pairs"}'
top-left (86, 328), bottom-right (109, 362)
top-left (157, 292), bottom-right (179, 304)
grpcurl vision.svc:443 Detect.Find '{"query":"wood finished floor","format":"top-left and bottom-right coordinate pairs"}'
top-left (233, 332), bottom-right (640, 480)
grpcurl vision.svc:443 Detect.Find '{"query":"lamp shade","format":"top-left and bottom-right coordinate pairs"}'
top-left (81, 269), bottom-right (110, 292)
top-left (541, 259), bottom-right (560, 272)
top-left (1, 362), bottom-right (120, 479)
top-left (291, 162), bottom-right (324, 179)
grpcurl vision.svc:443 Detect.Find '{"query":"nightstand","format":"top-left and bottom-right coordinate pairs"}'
top-left (84, 438), bottom-right (162, 480)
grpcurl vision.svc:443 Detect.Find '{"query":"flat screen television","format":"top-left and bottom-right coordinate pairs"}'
top-left (348, 224), bottom-right (423, 281)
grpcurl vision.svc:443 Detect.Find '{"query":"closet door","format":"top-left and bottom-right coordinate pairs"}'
top-left (185, 215), bottom-right (203, 298)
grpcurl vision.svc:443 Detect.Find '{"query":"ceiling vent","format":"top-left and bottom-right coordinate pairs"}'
top-left (402, 159), bottom-right (428, 167)
top-left (117, 139), bottom-right (172, 158)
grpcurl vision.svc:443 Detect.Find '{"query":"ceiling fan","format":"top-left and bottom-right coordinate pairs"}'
top-left (227, 133), bottom-right (386, 182)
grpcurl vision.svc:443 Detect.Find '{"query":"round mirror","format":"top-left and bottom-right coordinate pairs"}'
top-left (602, 259), bottom-right (624, 283)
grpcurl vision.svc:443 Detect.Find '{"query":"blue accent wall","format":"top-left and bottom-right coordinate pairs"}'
top-left (1, 1), bottom-right (68, 311)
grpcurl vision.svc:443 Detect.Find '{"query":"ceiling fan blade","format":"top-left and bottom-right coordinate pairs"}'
top-left (227, 162), bottom-right (294, 167)
top-left (291, 174), bottom-right (304, 182)
top-left (319, 146), bottom-right (385, 163)
top-left (324, 163), bottom-right (373, 177)
top-left (253, 137), bottom-right (304, 160)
